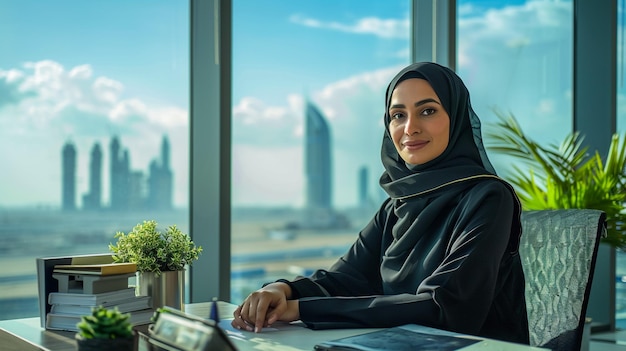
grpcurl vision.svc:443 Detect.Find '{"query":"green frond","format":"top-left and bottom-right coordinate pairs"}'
top-left (486, 111), bottom-right (626, 250)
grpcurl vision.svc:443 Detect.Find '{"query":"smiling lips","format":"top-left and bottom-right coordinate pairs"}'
top-left (402, 140), bottom-right (429, 150)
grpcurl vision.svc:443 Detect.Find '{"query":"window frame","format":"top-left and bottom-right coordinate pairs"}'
top-left (189, 0), bottom-right (232, 302)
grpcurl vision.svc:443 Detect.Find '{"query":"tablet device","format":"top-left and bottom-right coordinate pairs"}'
top-left (313, 326), bottom-right (479, 351)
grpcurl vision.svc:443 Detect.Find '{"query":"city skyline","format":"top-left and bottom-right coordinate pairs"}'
top-left (61, 135), bottom-right (173, 211)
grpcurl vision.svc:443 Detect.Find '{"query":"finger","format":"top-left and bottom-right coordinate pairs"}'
top-left (254, 298), bottom-right (271, 332)
top-left (266, 301), bottom-right (286, 325)
top-left (230, 317), bottom-right (243, 330)
top-left (266, 310), bottom-right (278, 326)
top-left (231, 313), bottom-right (253, 332)
top-left (232, 304), bottom-right (242, 319)
top-left (240, 300), bottom-right (250, 321)
top-left (233, 302), bottom-right (255, 332)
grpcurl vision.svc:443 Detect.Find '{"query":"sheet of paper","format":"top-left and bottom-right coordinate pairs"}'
top-left (218, 318), bottom-right (304, 337)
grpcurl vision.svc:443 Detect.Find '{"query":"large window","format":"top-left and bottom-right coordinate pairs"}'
top-left (456, 0), bottom-right (573, 171)
top-left (0, 1), bottom-right (189, 320)
top-left (230, 0), bottom-right (411, 302)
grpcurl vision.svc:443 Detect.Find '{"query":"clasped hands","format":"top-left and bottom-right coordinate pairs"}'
top-left (231, 282), bottom-right (300, 333)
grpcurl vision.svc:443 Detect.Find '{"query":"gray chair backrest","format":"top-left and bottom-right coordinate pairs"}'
top-left (519, 209), bottom-right (606, 351)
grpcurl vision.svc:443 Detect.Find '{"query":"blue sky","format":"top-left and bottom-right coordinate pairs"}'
top-left (0, 1), bottom-right (188, 106)
top-left (0, 0), bottom-right (622, 209)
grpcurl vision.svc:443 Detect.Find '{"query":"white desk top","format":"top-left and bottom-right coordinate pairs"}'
top-left (187, 302), bottom-right (549, 351)
top-left (0, 301), bottom-right (548, 351)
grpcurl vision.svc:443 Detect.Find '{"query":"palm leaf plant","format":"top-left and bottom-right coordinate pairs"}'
top-left (486, 112), bottom-right (626, 249)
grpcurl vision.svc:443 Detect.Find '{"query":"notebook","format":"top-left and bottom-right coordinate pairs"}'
top-left (313, 324), bottom-right (480, 351)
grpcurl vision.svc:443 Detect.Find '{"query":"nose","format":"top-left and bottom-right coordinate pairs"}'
top-left (404, 114), bottom-right (421, 135)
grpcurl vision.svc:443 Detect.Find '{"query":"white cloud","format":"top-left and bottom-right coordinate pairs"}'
top-left (148, 106), bottom-right (188, 127)
top-left (93, 76), bottom-right (124, 104)
top-left (312, 66), bottom-right (399, 134)
top-left (69, 64), bottom-right (92, 80)
top-left (0, 60), bottom-right (186, 132)
top-left (232, 95), bottom-right (304, 147)
top-left (233, 97), bottom-right (293, 125)
top-left (22, 60), bottom-right (64, 87)
top-left (109, 98), bottom-right (147, 121)
top-left (0, 69), bottom-right (24, 83)
top-left (458, 0), bottom-right (571, 54)
top-left (289, 14), bottom-right (409, 39)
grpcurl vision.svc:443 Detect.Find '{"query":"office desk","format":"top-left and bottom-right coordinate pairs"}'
top-left (0, 301), bottom-right (548, 351)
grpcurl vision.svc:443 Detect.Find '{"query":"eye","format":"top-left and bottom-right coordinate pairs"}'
top-left (420, 108), bottom-right (436, 116)
top-left (390, 111), bottom-right (406, 120)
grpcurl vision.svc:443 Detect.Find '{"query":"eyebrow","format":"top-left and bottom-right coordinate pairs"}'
top-left (390, 98), bottom-right (441, 109)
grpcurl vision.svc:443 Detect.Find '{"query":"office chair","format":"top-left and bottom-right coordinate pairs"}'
top-left (519, 209), bottom-right (606, 351)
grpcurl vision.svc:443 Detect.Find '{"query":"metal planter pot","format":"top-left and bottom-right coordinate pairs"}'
top-left (138, 270), bottom-right (184, 311)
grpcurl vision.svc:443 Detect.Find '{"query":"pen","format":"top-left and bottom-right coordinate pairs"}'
top-left (210, 297), bottom-right (220, 323)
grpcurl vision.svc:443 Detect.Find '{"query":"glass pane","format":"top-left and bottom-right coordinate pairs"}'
top-left (0, 1), bottom-right (189, 320)
top-left (457, 0), bottom-right (573, 171)
top-left (231, 0), bottom-right (410, 302)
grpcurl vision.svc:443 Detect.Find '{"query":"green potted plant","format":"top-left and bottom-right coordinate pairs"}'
top-left (109, 220), bottom-right (203, 310)
top-left (486, 112), bottom-right (626, 248)
top-left (75, 306), bottom-right (134, 351)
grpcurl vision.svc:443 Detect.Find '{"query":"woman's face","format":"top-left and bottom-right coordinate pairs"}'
top-left (388, 78), bottom-right (450, 165)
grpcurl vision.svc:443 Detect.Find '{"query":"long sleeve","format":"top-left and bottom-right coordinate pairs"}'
top-left (286, 180), bottom-right (528, 343)
top-left (286, 198), bottom-right (392, 299)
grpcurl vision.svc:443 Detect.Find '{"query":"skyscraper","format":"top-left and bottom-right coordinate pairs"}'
top-left (305, 101), bottom-right (332, 210)
top-left (61, 141), bottom-right (77, 211)
top-left (358, 166), bottom-right (368, 206)
top-left (128, 170), bottom-right (146, 209)
top-left (147, 135), bottom-right (173, 210)
top-left (110, 136), bottom-right (130, 210)
top-left (82, 142), bottom-right (102, 210)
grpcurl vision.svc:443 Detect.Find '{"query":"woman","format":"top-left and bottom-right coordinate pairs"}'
top-left (232, 62), bottom-right (530, 344)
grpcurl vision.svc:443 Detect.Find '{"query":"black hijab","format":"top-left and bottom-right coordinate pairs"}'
top-left (378, 62), bottom-right (522, 261)
top-left (380, 62), bottom-right (498, 199)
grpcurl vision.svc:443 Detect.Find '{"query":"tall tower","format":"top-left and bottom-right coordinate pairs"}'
top-left (162, 134), bottom-right (170, 169)
top-left (358, 166), bottom-right (368, 206)
top-left (110, 137), bottom-right (121, 209)
top-left (110, 136), bottom-right (130, 210)
top-left (305, 101), bottom-right (332, 211)
top-left (61, 141), bottom-right (77, 211)
top-left (83, 142), bottom-right (102, 210)
top-left (159, 135), bottom-right (173, 209)
top-left (147, 135), bottom-right (173, 210)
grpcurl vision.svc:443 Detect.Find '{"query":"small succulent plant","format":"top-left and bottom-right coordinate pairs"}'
top-left (76, 306), bottom-right (133, 340)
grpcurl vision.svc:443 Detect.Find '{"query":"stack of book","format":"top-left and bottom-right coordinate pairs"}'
top-left (45, 256), bottom-right (154, 332)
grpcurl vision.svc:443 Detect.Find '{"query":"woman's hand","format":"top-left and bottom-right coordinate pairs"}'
top-left (231, 282), bottom-right (300, 332)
